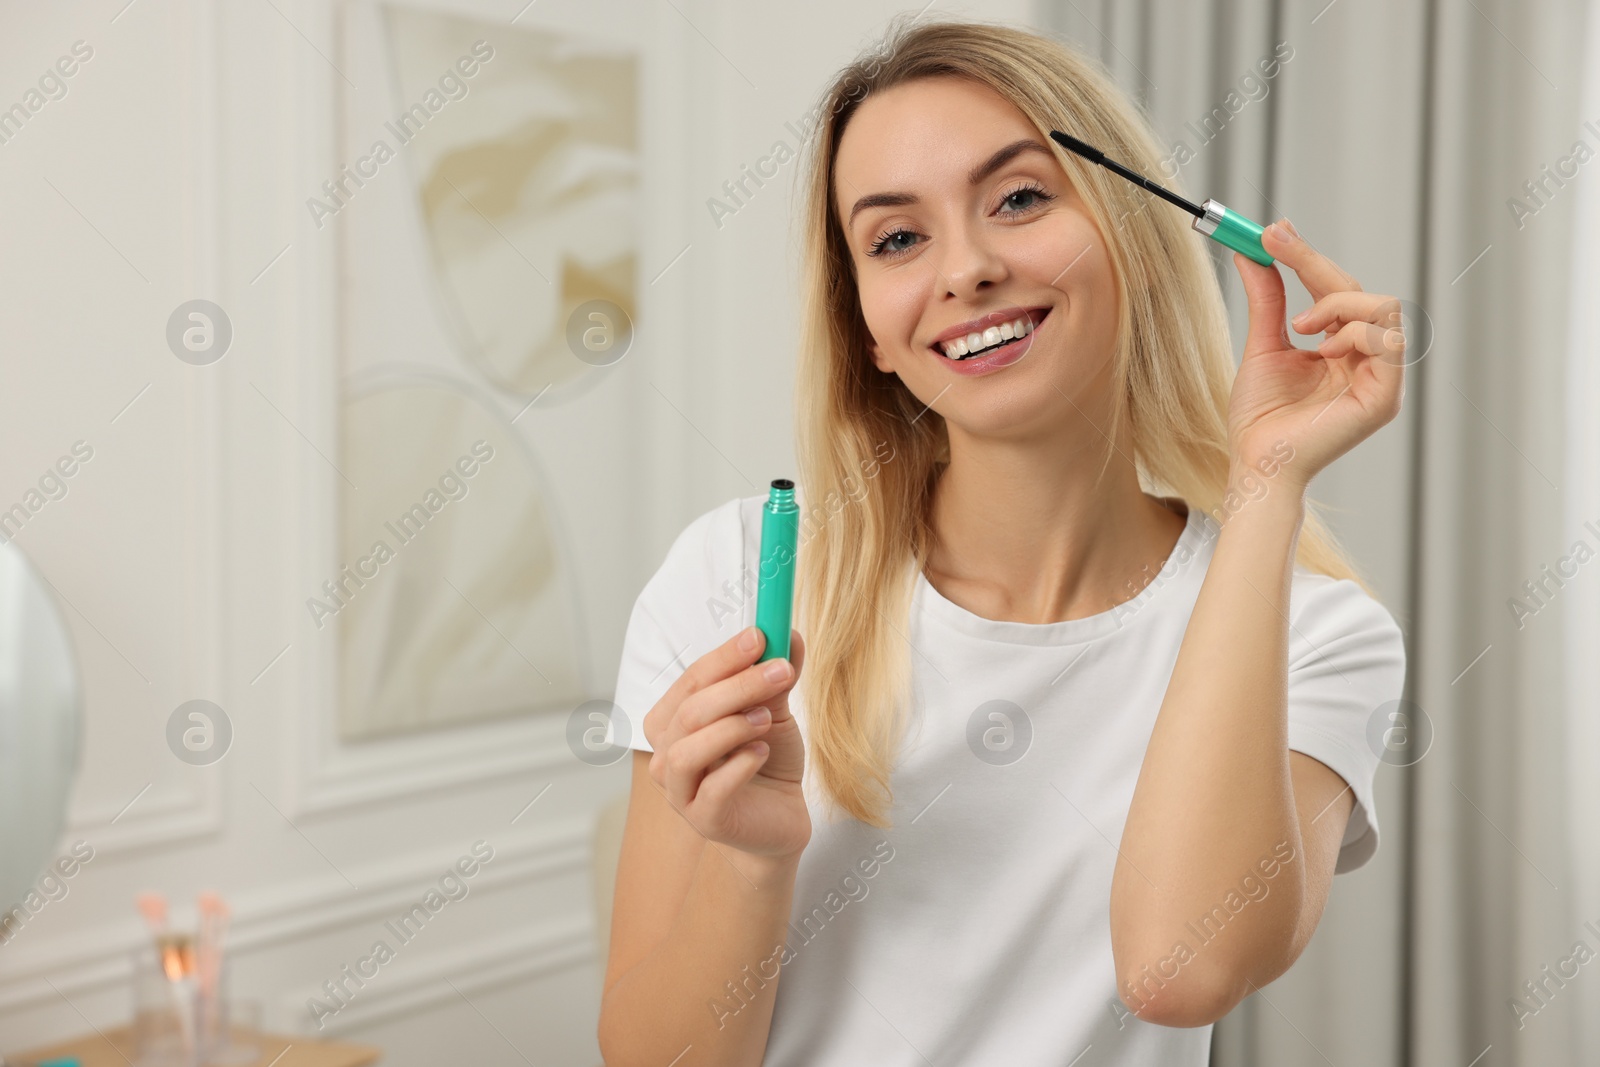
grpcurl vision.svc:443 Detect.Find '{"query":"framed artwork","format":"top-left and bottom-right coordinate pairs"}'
top-left (328, 3), bottom-right (637, 739)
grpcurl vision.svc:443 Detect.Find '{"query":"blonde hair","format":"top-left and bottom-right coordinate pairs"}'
top-left (792, 17), bottom-right (1367, 828)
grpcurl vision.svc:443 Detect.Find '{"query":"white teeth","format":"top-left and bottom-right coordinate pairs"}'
top-left (938, 313), bottom-right (1040, 359)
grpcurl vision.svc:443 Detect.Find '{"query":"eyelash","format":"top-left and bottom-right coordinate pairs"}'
top-left (866, 226), bottom-right (920, 259)
top-left (865, 181), bottom-right (1057, 259)
top-left (996, 181), bottom-right (1056, 215)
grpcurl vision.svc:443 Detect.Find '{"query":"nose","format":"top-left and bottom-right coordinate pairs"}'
top-left (933, 217), bottom-right (1008, 302)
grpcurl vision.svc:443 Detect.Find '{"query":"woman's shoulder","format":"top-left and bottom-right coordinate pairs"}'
top-left (614, 496), bottom-right (765, 747)
top-left (1286, 566), bottom-right (1407, 663)
top-left (651, 494), bottom-right (759, 585)
top-left (638, 493), bottom-right (775, 614)
top-left (621, 495), bottom-right (764, 684)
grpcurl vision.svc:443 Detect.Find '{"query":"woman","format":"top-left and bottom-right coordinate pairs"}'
top-left (599, 17), bottom-right (1407, 1066)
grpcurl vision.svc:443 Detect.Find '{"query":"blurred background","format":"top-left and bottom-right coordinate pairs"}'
top-left (0, 0), bottom-right (1596, 1064)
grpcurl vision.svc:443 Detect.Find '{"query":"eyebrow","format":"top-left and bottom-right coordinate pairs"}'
top-left (845, 138), bottom-right (1055, 225)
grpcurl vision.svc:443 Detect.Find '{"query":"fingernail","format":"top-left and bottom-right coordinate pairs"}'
top-left (1284, 218), bottom-right (1299, 236)
top-left (745, 706), bottom-right (771, 725)
top-left (739, 627), bottom-right (760, 653)
top-left (763, 659), bottom-right (791, 683)
top-left (1266, 223), bottom-right (1289, 243)
top-left (1292, 309), bottom-right (1309, 325)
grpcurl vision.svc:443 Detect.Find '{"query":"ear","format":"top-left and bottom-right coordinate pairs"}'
top-left (867, 338), bottom-right (893, 373)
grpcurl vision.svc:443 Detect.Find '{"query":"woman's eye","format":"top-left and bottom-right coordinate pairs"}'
top-left (868, 228), bottom-right (921, 258)
top-left (998, 185), bottom-right (1054, 214)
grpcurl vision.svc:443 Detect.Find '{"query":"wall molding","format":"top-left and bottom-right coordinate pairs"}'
top-left (288, 712), bottom-right (582, 820)
top-left (0, 817), bottom-right (590, 1015)
top-left (65, 773), bottom-right (224, 857)
top-left (282, 915), bottom-right (593, 1036)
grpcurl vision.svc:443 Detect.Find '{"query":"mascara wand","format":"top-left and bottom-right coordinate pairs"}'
top-left (1049, 130), bottom-right (1276, 267)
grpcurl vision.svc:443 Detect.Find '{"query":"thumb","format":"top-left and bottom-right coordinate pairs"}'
top-left (1233, 251), bottom-right (1290, 359)
top-left (767, 630), bottom-right (804, 725)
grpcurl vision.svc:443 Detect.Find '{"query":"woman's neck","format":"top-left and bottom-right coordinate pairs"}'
top-left (924, 430), bottom-right (1188, 626)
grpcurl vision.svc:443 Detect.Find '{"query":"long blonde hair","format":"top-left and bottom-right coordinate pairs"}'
top-left (793, 17), bottom-right (1367, 828)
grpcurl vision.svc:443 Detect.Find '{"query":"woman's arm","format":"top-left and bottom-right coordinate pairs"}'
top-left (600, 751), bottom-right (802, 1066)
top-left (1110, 475), bottom-right (1341, 1026)
top-left (1110, 219), bottom-right (1407, 1027)
top-left (600, 626), bottom-right (812, 1066)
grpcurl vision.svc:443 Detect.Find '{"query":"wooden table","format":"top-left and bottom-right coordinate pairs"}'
top-left (8, 1026), bottom-right (380, 1067)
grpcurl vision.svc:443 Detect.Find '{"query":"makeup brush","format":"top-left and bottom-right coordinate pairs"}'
top-left (197, 892), bottom-right (232, 1052)
top-left (135, 892), bottom-right (166, 937)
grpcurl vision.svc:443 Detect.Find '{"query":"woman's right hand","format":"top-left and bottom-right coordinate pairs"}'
top-left (642, 625), bottom-right (810, 865)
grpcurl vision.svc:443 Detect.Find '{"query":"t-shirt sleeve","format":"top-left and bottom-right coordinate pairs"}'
top-left (1284, 575), bottom-right (1408, 874)
top-left (607, 497), bottom-right (753, 754)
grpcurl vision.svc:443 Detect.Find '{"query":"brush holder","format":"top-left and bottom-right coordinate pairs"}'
top-left (130, 942), bottom-right (252, 1066)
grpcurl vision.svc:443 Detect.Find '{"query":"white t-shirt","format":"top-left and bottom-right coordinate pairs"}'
top-left (610, 490), bottom-right (1407, 1066)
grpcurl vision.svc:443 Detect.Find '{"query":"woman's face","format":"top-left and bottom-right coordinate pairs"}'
top-left (834, 76), bottom-right (1121, 439)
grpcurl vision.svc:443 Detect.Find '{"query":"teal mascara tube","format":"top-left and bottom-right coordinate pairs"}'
top-left (755, 479), bottom-right (798, 663)
top-left (1049, 130), bottom-right (1276, 267)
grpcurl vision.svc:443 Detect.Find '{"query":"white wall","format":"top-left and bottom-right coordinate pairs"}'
top-left (0, 0), bottom-right (1032, 1060)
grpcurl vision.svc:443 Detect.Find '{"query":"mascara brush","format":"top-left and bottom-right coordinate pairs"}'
top-left (1048, 130), bottom-right (1276, 267)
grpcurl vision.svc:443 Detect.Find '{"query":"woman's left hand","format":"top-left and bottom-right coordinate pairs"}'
top-left (1226, 218), bottom-right (1407, 490)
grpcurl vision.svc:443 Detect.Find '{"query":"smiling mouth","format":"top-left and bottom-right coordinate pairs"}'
top-left (935, 309), bottom-right (1050, 360)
